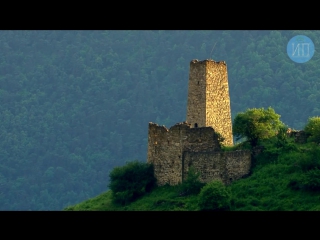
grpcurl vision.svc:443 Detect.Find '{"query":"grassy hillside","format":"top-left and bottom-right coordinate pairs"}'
top-left (64, 136), bottom-right (320, 211)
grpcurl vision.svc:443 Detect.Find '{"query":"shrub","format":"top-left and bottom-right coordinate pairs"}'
top-left (276, 125), bottom-right (289, 148)
top-left (302, 168), bottom-right (320, 191)
top-left (178, 167), bottom-right (205, 196)
top-left (297, 147), bottom-right (320, 172)
top-left (288, 176), bottom-right (304, 190)
top-left (304, 116), bottom-right (320, 143)
top-left (289, 169), bottom-right (320, 191)
top-left (198, 180), bottom-right (231, 211)
top-left (108, 161), bottom-right (156, 205)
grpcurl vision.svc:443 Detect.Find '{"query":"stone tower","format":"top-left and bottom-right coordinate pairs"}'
top-left (186, 59), bottom-right (233, 146)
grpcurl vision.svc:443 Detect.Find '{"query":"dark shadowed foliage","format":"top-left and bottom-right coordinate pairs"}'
top-left (108, 161), bottom-right (156, 205)
top-left (198, 180), bottom-right (231, 211)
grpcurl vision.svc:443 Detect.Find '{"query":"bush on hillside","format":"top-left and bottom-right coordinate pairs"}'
top-left (302, 168), bottom-right (320, 191)
top-left (289, 169), bottom-right (320, 191)
top-left (108, 161), bottom-right (156, 206)
top-left (276, 125), bottom-right (289, 148)
top-left (304, 116), bottom-right (320, 143)
top-left (178, 167), bottom-right (205, 196)
top-left (288, 146), bottom-right (320, 191)
top-left (296, 146), bottom-right (320, 171)
top-left (198, 180), bottom-right (231, 211)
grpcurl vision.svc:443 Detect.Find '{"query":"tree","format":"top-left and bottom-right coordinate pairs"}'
top-left (233, 107), bottom-right (283, 147)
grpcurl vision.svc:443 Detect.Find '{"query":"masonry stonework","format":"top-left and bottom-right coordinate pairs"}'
top-left (147, 59), bottom-right (251, 186)
top-left (186, 60), bottom-right (233, 146)
top-left (147, 122), bottom-right (221, 185)
top-left (182, 150), bottom-right (251, 185)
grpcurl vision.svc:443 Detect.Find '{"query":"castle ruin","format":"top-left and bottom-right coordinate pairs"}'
top-left (147, 59), bottom-right (251, 186)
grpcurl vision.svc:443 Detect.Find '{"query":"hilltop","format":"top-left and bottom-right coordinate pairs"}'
top-left (64, 133), bottom-right (320, 211)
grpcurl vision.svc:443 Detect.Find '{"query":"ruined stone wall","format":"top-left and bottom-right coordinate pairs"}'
top-left (183, 126), bottom-right (221, 153)
top-left (147, 123), bottom-right (184, 186)
top-left (224, 150), bottom-right (252, 184)
top-left (182, 151), bottom-right (223, 183)
top-left (205, 60), bottom-right (233, 146)
top-left (183, 150), bottom-right (251, 185)
top-left (287, 130), bottom-right (308, 144)
top-left (186, 60), bottom-right (207, 128)
top-left (186, 60), bottom-right (233, 146)
top-left (148, 122), bottom-right (251, 186)
top-left (147, 122), bottom-right (221, 186)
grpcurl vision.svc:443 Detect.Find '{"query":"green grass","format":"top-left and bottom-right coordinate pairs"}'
top-left (64, 185), bottom-right (200, 211)
top-left (64, 191), bottom-right (119, 211)
top-left (229, 139), bottom-right (320, 211)
top-left (64, 138), bottom-right (320, 211)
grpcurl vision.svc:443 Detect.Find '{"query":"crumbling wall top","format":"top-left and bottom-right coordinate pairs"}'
top-left (148, 122), bottom-right (169, 132)
top-left (190, 59), bottom-right (226, 65)
top-left (169, 122), bottom-right (191, 131)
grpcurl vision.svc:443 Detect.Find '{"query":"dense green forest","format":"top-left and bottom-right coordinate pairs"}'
top-left (0, 30), bottom-right (319, 210)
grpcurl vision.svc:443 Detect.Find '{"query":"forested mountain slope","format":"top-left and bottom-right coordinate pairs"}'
top-left (0, 30), bottom-right (319, 210)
